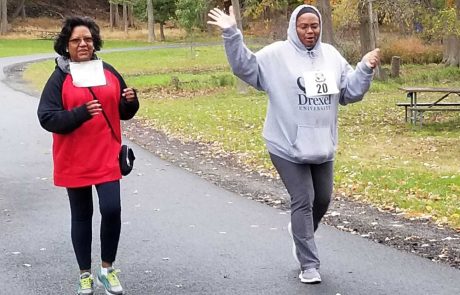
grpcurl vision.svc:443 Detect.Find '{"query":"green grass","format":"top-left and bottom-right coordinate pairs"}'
top-left (126, 71), bottom-right (235, 90)
top-left (142, 90), bottom-right (267, 165)
top-left (99, 45), bottom-right (228, 73)
top-left (103, 40), bottom-right (153, 49)
top-left (0, 39), bottom-right (54, 57)
top-left (0, 39), bottom-right (155, 58)
top-left (24, 44), bottom-right (460, 229)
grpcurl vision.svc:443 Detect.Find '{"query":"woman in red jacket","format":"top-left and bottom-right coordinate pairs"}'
top-left (37, 16), bottom-right (138, 295)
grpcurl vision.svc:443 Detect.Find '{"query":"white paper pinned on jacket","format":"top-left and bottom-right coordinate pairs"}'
top-left (69, 59), bottom-right (107, 87)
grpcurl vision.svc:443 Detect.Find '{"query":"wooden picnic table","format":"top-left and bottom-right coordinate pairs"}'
top-left (397, 87), bottom-right (460, 125)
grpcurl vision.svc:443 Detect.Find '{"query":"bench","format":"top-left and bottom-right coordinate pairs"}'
top-left (397, 87), bottom-right (460, 125)
top-left (407, 107), bottom-right (460, 125)
top-left (396, 102), bottom-right (460, 122)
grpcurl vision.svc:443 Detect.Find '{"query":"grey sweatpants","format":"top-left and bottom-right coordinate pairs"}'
top-left (270, 153), bottom-right (333, 270)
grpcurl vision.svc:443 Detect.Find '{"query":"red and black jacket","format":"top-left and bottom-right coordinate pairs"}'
top-left (37, 61), bottom-right (139, 188)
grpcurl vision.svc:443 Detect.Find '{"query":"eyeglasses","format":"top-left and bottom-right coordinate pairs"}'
top-left (68, 37), bottom-right (94, 46)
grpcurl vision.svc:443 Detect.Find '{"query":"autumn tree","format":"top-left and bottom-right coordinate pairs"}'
top-left (11, 0), bottom-right (26, 20)
top-left (358, 0), bottom-right (376, 56)
top-left (176, 0), bottom-right (207, 53)
top-left (335, 0), bottom-right (414, 56)
top-left (316, 0), bottom-right (335, 45)
top-left (109, 0), bottom-right (121, 30)
top-left (109, 0), bottom-right (135, 33)
top-left (153, 0), bottom-right (176, 41)
top-left (176, 0), bottom-right (206, 34)
top-left (244, 0), bottom-right (291, 39)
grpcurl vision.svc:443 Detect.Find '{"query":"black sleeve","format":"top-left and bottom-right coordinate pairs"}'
top-left (37, 68), bottom-right (92, 134)
top-left (104, 62), bottom-right (139, 120)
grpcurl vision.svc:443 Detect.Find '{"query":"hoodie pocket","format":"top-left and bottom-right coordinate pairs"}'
top-left (290, 125), bottom-right (335, 163)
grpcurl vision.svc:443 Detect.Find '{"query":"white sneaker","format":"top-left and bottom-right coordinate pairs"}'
top-left (77, 272), bottom-right (94, 295)
top-left (299, 268), bottom-right (322, 284)
top-left (96, 267), bottom-right (123, 295)
top-left (287, 222), bottom-right (300, 264)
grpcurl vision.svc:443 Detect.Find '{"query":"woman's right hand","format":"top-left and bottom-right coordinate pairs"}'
top-left (85, 100), bottom-right (102, 116)
top-left (207, 6), bottom-right (237, 29)
top-left (363, 48), bottom-right (381, 69)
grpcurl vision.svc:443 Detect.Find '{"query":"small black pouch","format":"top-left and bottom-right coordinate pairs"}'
top-left (119, 144), bottom-right (135, 176)
top-left (88, 87), bottom-right (136, 176)
top-left (118, 144), bottom-right (136, 176)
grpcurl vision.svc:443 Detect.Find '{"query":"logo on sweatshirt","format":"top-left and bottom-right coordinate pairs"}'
top-left (296, 77), bottom-right (332, 111)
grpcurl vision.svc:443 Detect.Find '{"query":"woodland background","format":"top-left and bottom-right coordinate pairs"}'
top-left (0, 0), bottom-right (459, 68)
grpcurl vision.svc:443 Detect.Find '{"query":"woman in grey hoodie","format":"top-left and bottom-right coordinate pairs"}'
top-left (208, 4), bottom-right (380, 284)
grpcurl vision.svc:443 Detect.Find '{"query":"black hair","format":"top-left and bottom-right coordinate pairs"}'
top-left (54, 16), bottom-right (103, 58)
top-left (296, 7), bottom-right (320, 21)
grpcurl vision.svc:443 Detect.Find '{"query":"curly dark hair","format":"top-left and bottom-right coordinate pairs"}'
top-left (54, 16), bottom-right (103, 58)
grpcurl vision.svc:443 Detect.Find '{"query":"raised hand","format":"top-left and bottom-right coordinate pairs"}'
top-left (207, 6), bottom-right (236, 29)
top-left (122, 88), bottom-right (137, 102)
top-left (363, 48), bottom-right (381, 69)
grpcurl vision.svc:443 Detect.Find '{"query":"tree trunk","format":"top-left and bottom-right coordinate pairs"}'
top-left (358, 0), bottom-right (376, 56)
top-left (443, 0), bottom-right (460, 67)
top-left (147, 0), bottom-right (155, 42)
top-left (115, 4), bottom-right (120, 29)
top-left (443, 35), bottom-right (460, 67)
top-left (231, 0), bottom-right (248, 93)
top-left (0, 0), bottom-right (7, 35)
top-left (123, 3), bottom-right (128, 34)
top-left (316, 0), bottom-right (335, 45)
top-left (391, 56), bottom-right (400, 78)
top-left (11, 0), bottom-right (26, 20)
top-left (359, 0), bottom-right (381, 78)
top-left (359, 2), bottom-right (372, 57)
top-left (160, 23), bottom-right (165, 41)
top-left (110, 3), bottom-right (114, 30)
top-left (231, 0), bottom-right (243, 31)
top-left (128, 4), bottom-right (135, 27)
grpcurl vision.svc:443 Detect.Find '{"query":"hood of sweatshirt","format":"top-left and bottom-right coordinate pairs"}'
top-left (56, 55), bottom-right (71, 74)
top-left (287, 5), bottom-right (322, 57)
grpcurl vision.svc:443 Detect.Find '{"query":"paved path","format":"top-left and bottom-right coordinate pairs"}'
top-left (0, 54), bottom-right (459, 294)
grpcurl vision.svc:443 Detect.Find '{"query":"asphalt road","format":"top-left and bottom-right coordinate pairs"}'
top-left (0, 53), bottom-right (459, 295)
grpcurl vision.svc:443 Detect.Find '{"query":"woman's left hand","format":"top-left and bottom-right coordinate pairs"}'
top-left (122, 88), bottom-right (137, 101)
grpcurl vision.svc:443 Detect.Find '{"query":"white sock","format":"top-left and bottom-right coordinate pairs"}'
top-left (100, 266), bottom-right (109, 276)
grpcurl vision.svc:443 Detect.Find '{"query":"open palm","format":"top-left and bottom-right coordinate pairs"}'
top-left (207, 6), bottom-right (236, 29)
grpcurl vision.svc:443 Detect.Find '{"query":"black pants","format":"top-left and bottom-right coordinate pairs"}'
top-left (67, 180), bottom-right (121, 271)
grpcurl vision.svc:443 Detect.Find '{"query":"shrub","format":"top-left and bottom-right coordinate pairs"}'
top-left (336, 35), bottom-right (442, 65)
top-left (211, 73), bottom-right (235, 87)
top-left (379, 37), bottom-right (442, 64)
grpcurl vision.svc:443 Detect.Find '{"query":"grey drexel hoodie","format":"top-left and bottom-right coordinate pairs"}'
top-left (222, 5), bottom-right (374, 164)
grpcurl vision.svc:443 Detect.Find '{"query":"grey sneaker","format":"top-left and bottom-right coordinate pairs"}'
top-left (77, 272), bottom-right (94, 295)
top-left (287, 222), bottom-right (300, 264)
top-left (299, 268), bottom-right (322, 284)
